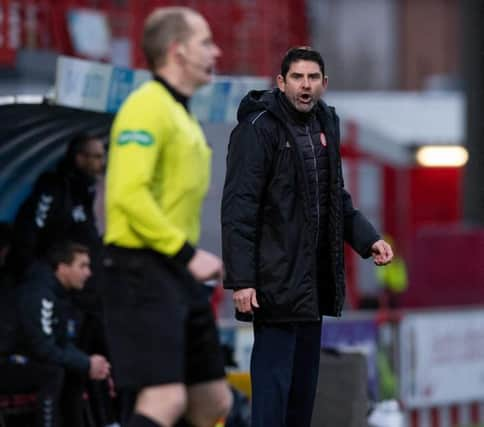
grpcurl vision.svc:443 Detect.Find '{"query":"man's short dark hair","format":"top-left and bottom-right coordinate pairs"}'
top-left (62, 132), bottom-right (99, 170)
top-left (280, 46), bottom-right (325, 79)
top-left (46, 241), bottom-right (89, 270)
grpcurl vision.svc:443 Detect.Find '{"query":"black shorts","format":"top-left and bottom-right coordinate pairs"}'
top-left (102, 246), bottom-right (226, 390)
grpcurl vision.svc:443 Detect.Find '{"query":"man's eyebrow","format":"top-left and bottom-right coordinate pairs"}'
top-left (289, 72), bottom-right (322, 78)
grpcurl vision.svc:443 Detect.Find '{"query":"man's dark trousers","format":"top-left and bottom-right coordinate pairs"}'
top-left (250, 320), bottom-right (322, 427)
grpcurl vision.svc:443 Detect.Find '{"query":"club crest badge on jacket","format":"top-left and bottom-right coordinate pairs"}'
top-left (320, 132), bottom-right (327, 147)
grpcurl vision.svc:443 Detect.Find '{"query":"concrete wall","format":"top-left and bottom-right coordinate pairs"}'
top-left (307, 0), bottom-right (460, 91)
top-left (307, 0), bottom-right (399, 90)
top-left (400, 0), bottom-right (460, 90)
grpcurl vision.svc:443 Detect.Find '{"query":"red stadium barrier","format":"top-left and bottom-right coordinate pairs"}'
top-left (0, 393), bottom-right (36, 426)
top-left (407, 402), bottom-right (484, 427)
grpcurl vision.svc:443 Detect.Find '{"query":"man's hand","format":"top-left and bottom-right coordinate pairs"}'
top-left (371, 239), bottom-right (394, 266)
top-left (89, 354), bottom-right (111, 380)
top-left (233, 288), bottom-right (259, 313)
top-left (187, 249), bottom-right (223, 282)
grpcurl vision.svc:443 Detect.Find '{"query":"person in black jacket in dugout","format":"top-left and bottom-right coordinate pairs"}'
top-left (10, 132), bottom-right (106, 328)
top-left (11, 132), bottom-right (105, 277)
top-left (9, 133), bottom-right (117, 425)
top-left (221, 47), bottom-right (393, 427)
top-left (0, 241), bottom-right (110, 427)
top-left (10, 131), bottom-right (106, 351)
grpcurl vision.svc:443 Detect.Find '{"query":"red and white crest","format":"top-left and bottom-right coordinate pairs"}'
top-left (320, 132), bottom-right (327, 147)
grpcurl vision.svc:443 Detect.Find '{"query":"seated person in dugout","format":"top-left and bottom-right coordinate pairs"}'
top-left (0, 240), bottom-right (111, 427)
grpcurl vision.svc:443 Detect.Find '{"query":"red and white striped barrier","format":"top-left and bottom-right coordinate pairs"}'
top-left (406, 402), bottom-right (484, 427)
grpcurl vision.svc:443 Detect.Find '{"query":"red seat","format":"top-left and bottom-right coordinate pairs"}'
top-left (0, 393), bottom-right (37, 427)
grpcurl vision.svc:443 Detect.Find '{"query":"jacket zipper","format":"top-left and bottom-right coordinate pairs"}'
top-left (306, 125), bottom-right (320, 245)
top-left (306, 125), bottom-right (323, 320)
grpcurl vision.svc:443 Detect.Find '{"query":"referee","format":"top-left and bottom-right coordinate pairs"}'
top-left (103, 7), bottom-right (232, 427)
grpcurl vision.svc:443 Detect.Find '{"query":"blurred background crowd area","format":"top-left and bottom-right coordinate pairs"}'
top-left (0, 0), bottom-right (464, 88)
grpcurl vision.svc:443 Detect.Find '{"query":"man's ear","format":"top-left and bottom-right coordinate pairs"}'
top-left (55, 263), bottom-right (67, 284)
top-left (177, 43), bottom-right (187, 59)
top-left (170, 41), bottom-right (187, 63)
top-left (166, 41), bottom-right (182, 63)
top-left (323, 75), bottom-right (329, 90)
top-left (276, 74), bottom-right (285, 92)
top-left (74, 152), bottom-right (85, 168)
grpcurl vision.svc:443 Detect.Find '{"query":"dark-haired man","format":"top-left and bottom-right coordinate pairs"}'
top-left (9, 132), bottom-right (113, 424)
top-left (103, 6), bottom-right (231, 427)
top-left (10, 131), bottom-right (106, 344)
top-left (0, 241), bottom-right (110, 427)
top-left (222, 47), bottom-right (393, 427)
top-left (11, 132), bottom-right (105, 278)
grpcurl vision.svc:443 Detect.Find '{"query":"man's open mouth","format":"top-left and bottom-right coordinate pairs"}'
top-left (299, 94), bottom-right (312, 104)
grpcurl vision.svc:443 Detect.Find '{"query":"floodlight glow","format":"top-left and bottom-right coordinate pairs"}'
top-left (415, 146), bottom-right (468, 167)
